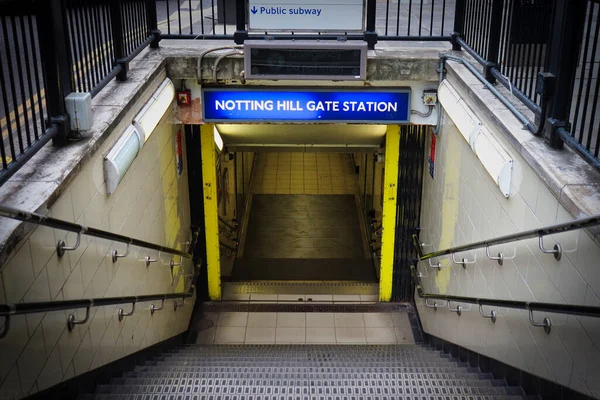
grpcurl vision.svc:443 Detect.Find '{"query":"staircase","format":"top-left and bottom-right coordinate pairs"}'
top-left (83, 345), bottom-right (535, 399)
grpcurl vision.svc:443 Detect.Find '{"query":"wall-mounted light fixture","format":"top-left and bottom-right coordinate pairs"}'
top-left (133, 78), bottom-right (175, 144)
top-left (438, 80), bottom-right (513, 198)
top-left (213, 126), bottom-right (224, 151)
top-left (104, 77), bottom-right (175, 195)
top-left (104, 125), bottom-right (142, 195)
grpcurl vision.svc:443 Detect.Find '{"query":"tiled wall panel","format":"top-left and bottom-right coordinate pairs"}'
top-left (0, 88), bottom-right (194, 397)
top-left (416, 109), bottom-right (600, 397)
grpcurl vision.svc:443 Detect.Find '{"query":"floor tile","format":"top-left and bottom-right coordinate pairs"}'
top-left (245, 327), bottom-right (276, 344)
top-left (276, 327), bottom-right (306, 344)
top-left (366, 327), bottom-right (397, 344)
top-left (334, 313), bottom-right (364, 328)
top-left (250, 294), bottom-right (278, 303)
top-left (214, 327), bottom-right (246, 344)
top-left (222, 293), bottom-right (250, 301)
top-left (195, 328), bottom-right (216, 344)
top-left (217, 312), bottom-right (248, 327)
top-left (305, 294), bottom-right (333, 303)
top-left (306, 313), bottom-right (335, 328)
top-left (391, 312), bottom-right (411, 328)
top-left (363, 313), bottom-right (393, 328)
top-left (336, 327), bottom-right (366, 344)
top-left (306, 328), bottom-right (336, 344)
top-left (395, 327), bottom-right (416, 344)
top-left (333, 294), bottom-right (361, 303)
top-left (277, 313), bottom-right (306, 327)
top-left (247, 312), bottom-right (277, 327)
top-left (278, 294), bottom-right (305, 303)
top-left (360, 295), bottom-right (379, 303)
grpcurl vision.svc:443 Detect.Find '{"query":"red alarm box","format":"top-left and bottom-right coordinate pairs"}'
top-left (177, 89), bottom-right (191, 105)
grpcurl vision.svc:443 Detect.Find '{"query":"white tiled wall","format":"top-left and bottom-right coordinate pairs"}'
top-left (0, 102), bottom-right (195, 397)
top-left (416, 110), bottom-right (600, 397)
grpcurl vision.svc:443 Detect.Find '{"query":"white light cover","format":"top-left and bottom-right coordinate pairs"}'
top-left (213, 126), bottom-right (224, 151)
top-left (438, 80), bottom-right (513, 198)
top-left (133, 78), bottom-right (175, 144)
top-left (104, 125), bottom-right (142, 195)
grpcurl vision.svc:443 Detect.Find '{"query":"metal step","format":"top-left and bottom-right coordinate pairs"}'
top-left (223, 281), bottom-right (379, 296)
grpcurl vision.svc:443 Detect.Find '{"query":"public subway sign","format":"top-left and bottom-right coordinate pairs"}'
top-left (248, 0), bottom-right (364, 31)
top-left (202, 88), bottom-right (411, 123)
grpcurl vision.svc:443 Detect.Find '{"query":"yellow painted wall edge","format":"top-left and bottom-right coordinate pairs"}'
top-left (379, 125), bottom-right (400, 302)
top-left (201, 124), bottom-right (222, 300)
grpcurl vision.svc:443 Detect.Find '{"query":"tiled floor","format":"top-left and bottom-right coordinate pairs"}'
top-left (196, 311), bottom-right (415, 345)
top-left (221, 292), bottom-right (379, 303)
top-left (251, 153), bottom-right (358, 195)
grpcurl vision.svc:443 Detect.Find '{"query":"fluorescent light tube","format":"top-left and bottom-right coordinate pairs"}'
top-left (133, 78), bottom-right (175, 144)
top-left (104, 125), bottom-right (142, 195)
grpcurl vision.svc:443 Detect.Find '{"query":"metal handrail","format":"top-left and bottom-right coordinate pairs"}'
top-left (0, 205), bottom-right (192, 258)
top-left (0, 286), bottom-right (195, 338)
top-left (411, 266), bottom-right (600, 334)
top-left (413, 214), bottom-right (600, 261)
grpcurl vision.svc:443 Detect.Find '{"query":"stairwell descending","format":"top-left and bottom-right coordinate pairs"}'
top-left (82, 344), bottom-right (535, 399)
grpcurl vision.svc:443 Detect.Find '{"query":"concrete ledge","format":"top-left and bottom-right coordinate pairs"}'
top-left (445, 58), bottom-right (600, 239)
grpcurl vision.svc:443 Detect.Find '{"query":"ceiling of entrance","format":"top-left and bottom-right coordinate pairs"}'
top-left (215, 124), bottom-right (386, 151)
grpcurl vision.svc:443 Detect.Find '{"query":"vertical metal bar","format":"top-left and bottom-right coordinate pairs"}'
top-left (91, 2), bottom-right (107, 77)
top-left (498, 0), bottom-right (512, 75)
top-left (3, 17), bottom-right (24, 153)
top-left (178, 0), bottom-right (183, 34)
top-left (20, 17), bottom-right (40, 141)
top-left (441, 0), bottom-right (447, 35)
top-left (585, 7), bottom-right (600, 152)
top-left (137, 0), bottom-right (145, 46)
top-left (233, 0), bottom-right (247, 44)
top-left (365, 0), bottom-right (377, 48)
top-left (86, 0), bottom-right (102, 87)
top-left (485, 0), bottom-right (504, 82)
top-left (188, 0), bottom-right (193, 34)
top-left (199, 0), bottom-right (204, 34)
top-left (453, 0), bottom-right (466, 50)
top-left (385, 0), bottom-right (390, 36)
top-left (72, 4), bottom-right (88, 91)
top-left (0, 19), bottom-right (17, 160)
top-left (526, 2), bottom-right (542, 101)
top-left (146, 0), bottom-right (160, 48)
top-left (396, 0), bottom-right (401, 36)
top-left (166, 0), bottom-right (171, 34)
top-left (125, 2), bottom-right (135, 53)
top-left (100, 4), bottom-right (115, 69)
top-left (109, 1), bottom-right (126, 81)
top-left (36, 0), bottom-right (72, 144)
top-left (27, 15), bottom-right (46, 132)
top-left (574, 2), bottom-right (594, 141)
top-left (407, 0), bottom-right (412, 35)
top-left (418, 0), bottom-right (424, 35)
top-left (12, 16), bottom-right (32, 147)
top-left (80, 1), bottom-right (98, 89)
top-left (430, 0), bottom-right (435, 36)
top-left (543, 0), bottom-right (587, 148)
top-left (211, 0), bottom-right (216, 34)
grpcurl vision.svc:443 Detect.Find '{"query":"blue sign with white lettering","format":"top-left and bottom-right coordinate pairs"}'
top-left (202, 88), bottom-right (411, 123)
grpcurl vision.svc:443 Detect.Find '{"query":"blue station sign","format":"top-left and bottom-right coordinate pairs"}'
top-left (202, 88), bottom-right (411, 123)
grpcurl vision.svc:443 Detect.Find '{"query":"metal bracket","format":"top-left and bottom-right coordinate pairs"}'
top-left (428, 258), bottom-right (449, 270)
top-left (174, 298), bottom-right (185, 311)
top-left (67, 306), bottom-right (91, 331)
top-left (448, 302), bottom-right (462, 316)
top-left (451, 252), bottom-right (477, 268)
top-left (529, 310), bottom-right (552, 334)
top-left (150, 300), bottom-right (164, 316)
top-left (425, 299), bottom-right (446, 310)
top-left (112, 243), bottom-right (131, 263)
top-left (479, 305), bottom-right (497, 323)
top-left (0, 315), bottom-right (10, 338)
top-left (57, 232), bottom-right (82, 258)
top-left (539, 236), bottom-right (562, 261)
top-left (118, 302), bottom-right (136, 321)
top-left (485, 245), bottom-right (515, 266)
top-left (145, 252), bottom-right (160, 267)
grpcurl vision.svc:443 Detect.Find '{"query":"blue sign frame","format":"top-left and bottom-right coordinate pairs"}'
top-left (202, 88), bottom-right (411, 123)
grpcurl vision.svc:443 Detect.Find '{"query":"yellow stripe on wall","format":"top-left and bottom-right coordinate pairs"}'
top-left (200, 124), bottom-right (221, 300)
top-left (379, 125), bottom-right (400, 302)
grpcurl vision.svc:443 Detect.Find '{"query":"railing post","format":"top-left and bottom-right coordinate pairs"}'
top-left (543, 0), bottom-right (587, 149)
top-left (451, 0), bottom-right (466, 50)
top-left (234, 0), bottom-right (248, 45)
top-left (36, 0), bottom-right (72, 145)
top-left (484, 0), bottom-right (504, 83)
top-left (146, 0), bottom-right (161, 48)
top-left (109, 2), bottom-right (127, 81)
top-left (364, 0), bottom-right (377, 50)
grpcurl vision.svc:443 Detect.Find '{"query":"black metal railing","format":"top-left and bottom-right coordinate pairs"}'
top-left (411, 265), bottom-right (600, 335)
top-left (0, 204), bottom-right (194, 258)
top-left (0, 0), bottom-right (159, 187)
top-left (454, 0), bottom-right (600, 170)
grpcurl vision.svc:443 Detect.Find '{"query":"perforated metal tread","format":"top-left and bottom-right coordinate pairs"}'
top-left (83, 345), bottom-right (529, 400)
